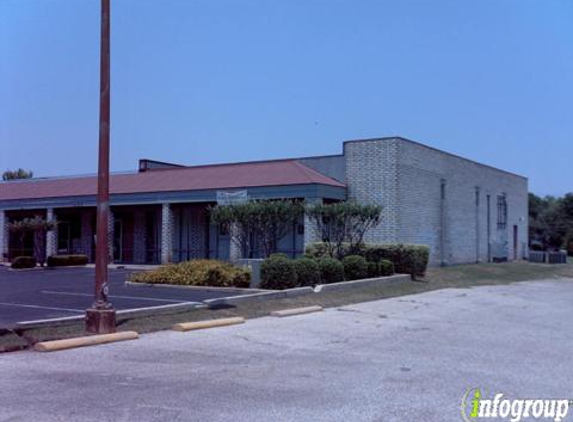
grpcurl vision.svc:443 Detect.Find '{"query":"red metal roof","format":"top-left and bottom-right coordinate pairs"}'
top-left (0, 160), bottom-right (345, 201)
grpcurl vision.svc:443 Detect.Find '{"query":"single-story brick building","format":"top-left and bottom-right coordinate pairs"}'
top-left (0, 137), bottom-right (528, 266)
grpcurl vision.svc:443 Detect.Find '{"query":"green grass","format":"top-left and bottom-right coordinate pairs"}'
top-left (424, 260), bottom-right (573, 287)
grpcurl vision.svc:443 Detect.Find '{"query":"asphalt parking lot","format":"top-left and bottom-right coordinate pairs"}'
top-left (0, 266), bottom-right (245, 326)
top-left (1, 280), bottom-right (571, 421)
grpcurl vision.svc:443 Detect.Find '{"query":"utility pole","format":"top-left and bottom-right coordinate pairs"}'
top-left (86, 0), bottom-right (116, 334)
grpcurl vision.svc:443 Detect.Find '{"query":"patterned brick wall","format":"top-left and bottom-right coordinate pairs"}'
top-left (344, 139), bottom-right (401, 243)
top-left (0, 210), bottom-right (7, 262)
top-left (46, 208), bottom-right (57, 257)
top-left (161, 203), bottom-right (174, 264)
top-left (303, 198), bottom-right (323, 248)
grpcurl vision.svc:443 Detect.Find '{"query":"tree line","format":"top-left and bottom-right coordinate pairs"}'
top-left (529, 193), bottom-right (573, 253)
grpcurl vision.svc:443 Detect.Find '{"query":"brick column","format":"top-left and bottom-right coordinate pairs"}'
top-left (133, 209), bottom-right (147, 264)
top-left (303, 198), bottom-right (323, 250)
top-left (229, 223), bottom-right (242, 262)
top-left (0, 210), bottom-right (8, 262)
top-left (161, 203), bottom-right (173, 264)
top-left (46, 208), bottom-right (57, 258)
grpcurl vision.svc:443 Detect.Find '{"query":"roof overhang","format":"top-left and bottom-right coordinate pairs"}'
top-left (0, 183), bottom-right (346, 211)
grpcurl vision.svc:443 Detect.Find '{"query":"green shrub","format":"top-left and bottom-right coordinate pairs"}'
top-left (306, 242), bottom-right (429, 280)
top-left (260, 256), bottom-right (298, 290)
top-left (567, 238), bottom-right (573, 257)
top-left (378, 259), bottom-right (395, 276)
top-left (364, 244), bottom-right (428, 279)
top-left (47, 254), bottom-right (89, 267)
top-left (317, 258), bottom-right (344, 284)
top-left (342, 255), bottom-right (368, 280)
top-left (129, 260), bottom-right (250, 288)
top-left (11, 256), bottom-right (37, 269)
top-left (294, 258), bottom-right (321, 286)
top-left (367, 261), bottom-right (379, 278)
top-left (305, 242), bottom-right (358, 259)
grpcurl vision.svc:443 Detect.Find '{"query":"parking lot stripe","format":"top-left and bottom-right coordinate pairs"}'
top-left (0, 302), bottom-right (84, 313)
top-left (41, 290), bottom-right (189, 303)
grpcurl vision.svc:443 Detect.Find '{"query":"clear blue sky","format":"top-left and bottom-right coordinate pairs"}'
top-left (1, 0), bottom-right (571, 196)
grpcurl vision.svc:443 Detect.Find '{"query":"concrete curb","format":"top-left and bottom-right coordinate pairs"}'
top-left (34, 331), bottom-right (139, 352)
top-left (86, 264), bottom-right (160, 270)
top-left (204, 287), bottom-right (315, 308)
top-left (116, 302), bottom-right (207, 319)
top-left (172, 317), bottom-right (245, 332)
top-left (16, 302), bottom-right (207, 329)
top-left (271, 306), bottom-right (323, 317)
top-left (16, 315), bottom-right (85, 328)
top-left (314, 274), bottom-right (411, 293)
top-left (124, 280), bottom-right (263, 294)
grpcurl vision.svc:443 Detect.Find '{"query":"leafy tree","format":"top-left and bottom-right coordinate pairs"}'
top-left (305, 201), bottom-right (382, 258)
top-left (210, 200), bottom-right (304, 259)
top-left (529, 192), bottom-right (573, 251)
top-left (8, 216), bottom-right (57, 266)
top-left (2, 168), bottom-right (33, 181)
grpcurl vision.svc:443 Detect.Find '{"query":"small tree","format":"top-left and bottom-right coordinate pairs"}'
top-left (2, 168), bottom-right (33, 181)
top-left (210, 200), bottom-right (303, 259)
top-left (9, 216), bottom-right (57, 266)
top-left (210, 202), bottom-right (257, 259)
top-left (252, 200), bottom-right (304, 258)
top-left (305, 201), bottom-right (382, 258)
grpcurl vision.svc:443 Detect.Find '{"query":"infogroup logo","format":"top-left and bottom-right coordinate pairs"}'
top-left (461, 388), bottom-right (571, 422)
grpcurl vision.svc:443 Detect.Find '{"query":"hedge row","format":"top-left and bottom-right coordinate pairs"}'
top-left (305, 242), bottom-right (429, 279)
top-left (129, 260), bottom-right (251, 288)
top-left (259, 254), bottom-right (394, 290)
top-left (47, 254), bottom-right (89, 267)
top-left (11, 256), bottom-right (37, 269)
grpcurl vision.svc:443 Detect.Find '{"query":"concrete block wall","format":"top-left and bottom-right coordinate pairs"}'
top-left (398, 139), bottom-right (528, 265)
top-left (343, 138), bottom-right (528, 265)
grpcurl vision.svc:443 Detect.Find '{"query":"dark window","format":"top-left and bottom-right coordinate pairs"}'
top-left (497, 195), bottom-right (507, 230)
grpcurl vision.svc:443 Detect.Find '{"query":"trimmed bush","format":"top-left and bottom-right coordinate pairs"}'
top-left (567, 238), bottom-right (573, 257)
top-left (11, 256), bottom-right (37, 269)
top-left (342, 255), bottom-right (368, 281)
top-left (47, 254), bottom-right (89, 267)
top-left (306, 242), bottom-right (429, 280)
top-left (305, 242), bottom-right (363, 259)
top-left (294, 258), bottom-right (321, 287)
top-left (367, 261), bottom-right (379, 278)
top-left (364, 244), bottom-right (428, 279)
top-left (129, 260), bottom-right (251, 288)
top-left (378, 259), bottom-right (395, 276)
top-left (317, 258), bottom-right (344, 284)
top-left (260, 256), bottom-right (298, 290)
